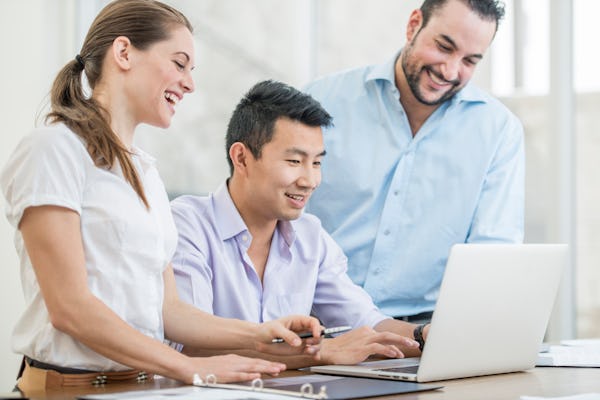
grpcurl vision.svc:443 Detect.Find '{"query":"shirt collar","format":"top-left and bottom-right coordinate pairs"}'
top-left (365, 49), bottom-right (488, 105)
top-left (213, 181), bottom-right (248, 241)
top-left (212, 181), bottom-right (297, 247)
top-left (131, 146), bottom-right (156, 173)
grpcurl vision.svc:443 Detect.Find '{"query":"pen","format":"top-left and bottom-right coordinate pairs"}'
top-left (271, 325), bottom-right (352, 344)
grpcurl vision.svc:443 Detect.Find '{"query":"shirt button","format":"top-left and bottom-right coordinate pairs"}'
top-left (383, 229), bottom-right (390, 236)
top-left (394, 190), bottom-right (399, 196)
top-left (242, 235), bottom-right (249, 241)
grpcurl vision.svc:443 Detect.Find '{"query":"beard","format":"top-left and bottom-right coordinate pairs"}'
top-left (401, 45), bottom-right (462, 106)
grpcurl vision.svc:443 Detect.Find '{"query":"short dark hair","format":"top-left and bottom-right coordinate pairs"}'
top-left (225, 80), bottom-right (333, 174)
top-left (420, 0), bottom-right (505, 32)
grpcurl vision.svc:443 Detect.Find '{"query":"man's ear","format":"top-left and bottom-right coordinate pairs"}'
top-left (406, 9), bottom-right (424, 42)
top-left (112, 36), bottom-right (133, 71)
top-left (229, 142), bottom-right (251, 176)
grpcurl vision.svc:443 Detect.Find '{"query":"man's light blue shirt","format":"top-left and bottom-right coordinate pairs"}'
top-left (170, 182), bottom-right (389, 329)
top-left (304, 53), bottom-right (525, 318)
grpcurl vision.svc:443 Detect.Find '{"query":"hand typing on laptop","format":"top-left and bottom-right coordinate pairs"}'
top-left (313, 326), bottom-right (420, 365)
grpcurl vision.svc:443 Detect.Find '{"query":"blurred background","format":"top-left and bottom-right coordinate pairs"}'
top-left (0, 0), bottom-right (598, 389)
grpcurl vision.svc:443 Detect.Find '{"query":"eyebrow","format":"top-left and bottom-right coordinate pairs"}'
top-left (175, 51), bottom-right (190, 61)
top-left (285, 148), bottom-right (327, 157)
top-left (439, 34), bottom-right (484, 60)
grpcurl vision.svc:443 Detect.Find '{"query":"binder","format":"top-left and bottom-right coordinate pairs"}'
top-left (79, 373), bottom-right (442, 400)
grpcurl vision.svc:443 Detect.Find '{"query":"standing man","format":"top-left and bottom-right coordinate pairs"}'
top-left (171, 80), bottom-right (424, 369)
top-left (304, 0), bottom-right (524, 322)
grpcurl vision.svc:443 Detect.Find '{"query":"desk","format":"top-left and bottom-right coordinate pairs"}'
top-left (21, 368), bottom-right (600, 400)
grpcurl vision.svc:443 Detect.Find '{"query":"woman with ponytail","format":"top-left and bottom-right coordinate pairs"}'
top-left (1, 0), bottom-right (321, 393)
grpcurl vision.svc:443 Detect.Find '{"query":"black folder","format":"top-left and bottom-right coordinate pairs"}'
top-left (259, 374), bottom-right (443, 399)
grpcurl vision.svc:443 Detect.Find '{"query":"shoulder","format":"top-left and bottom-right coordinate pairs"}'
top-left (458, 85), bottom-right (524, 141)
top-left (170, 194), bottom-right (219, 236)
top-left (462, 85), bottom-right (521, 124)
top-left (1, 124), bottom-right (89, 184)
top-left (171, 194), bottom-right (212, 220)
top-left (304, 64), bottom-right (375, 99)
top-left (21, 124), bottom-right (88, 159)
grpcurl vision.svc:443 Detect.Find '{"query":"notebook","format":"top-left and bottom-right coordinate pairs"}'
top-left (311, 244), bottom-right (568, 382)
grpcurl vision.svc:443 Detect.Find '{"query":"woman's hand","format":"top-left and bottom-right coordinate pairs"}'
top-left (316, 326), bottom-right (419, 365)
top-left (183, 354), bottom-right (287, 384)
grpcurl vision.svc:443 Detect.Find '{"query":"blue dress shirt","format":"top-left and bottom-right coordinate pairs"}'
top-left (170, 183), bottom-right (389, 329)
top-left (304, 53), bottom-right (525, 318)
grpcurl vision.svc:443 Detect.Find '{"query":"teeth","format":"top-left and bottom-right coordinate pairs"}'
top-left (286, 194), bottom-right (303, 201)
top-left (164, 92), bottom-right (179, 105)
top-left (428, 71), bottom-right (447, 85)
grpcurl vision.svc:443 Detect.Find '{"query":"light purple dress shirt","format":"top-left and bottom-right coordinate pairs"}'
top-left (170, 182), bottom-right (389, 329)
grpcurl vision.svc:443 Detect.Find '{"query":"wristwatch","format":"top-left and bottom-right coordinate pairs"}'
top-left (413, 324), bottom-right (427, 351)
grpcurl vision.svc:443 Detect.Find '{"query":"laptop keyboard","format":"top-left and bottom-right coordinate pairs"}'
top-left (375, 365), bottom-right (419, 374)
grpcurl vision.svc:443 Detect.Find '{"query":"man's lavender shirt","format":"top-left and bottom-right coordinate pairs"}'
top-left (170, 182), bottom-right (389, 328)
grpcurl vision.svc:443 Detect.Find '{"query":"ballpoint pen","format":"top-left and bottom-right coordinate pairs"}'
top-left (271, 325), bottom-right (352, 344)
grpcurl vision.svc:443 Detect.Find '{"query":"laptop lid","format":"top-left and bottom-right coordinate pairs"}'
top-left (311, 244), bottom-right (568, 382)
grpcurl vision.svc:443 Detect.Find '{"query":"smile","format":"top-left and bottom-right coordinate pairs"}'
top-left (285, 193), bottom-right (305, 201)
top-left (427, 70), bottom-right (451, 86)
top-left (164, 91), bottom-right (180, 105)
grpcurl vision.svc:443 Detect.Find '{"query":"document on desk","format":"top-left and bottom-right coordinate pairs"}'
top-left (537, 339), bottom-right (600, 367)
top-left (521, 394), bottom-right (600, 400)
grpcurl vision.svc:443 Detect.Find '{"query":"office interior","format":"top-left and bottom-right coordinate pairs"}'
top-left (0, 0), bottom-right (598, 391)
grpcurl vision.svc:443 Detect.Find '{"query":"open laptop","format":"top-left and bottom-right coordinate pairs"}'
top-left (311, 244), bottom-right (568, 382)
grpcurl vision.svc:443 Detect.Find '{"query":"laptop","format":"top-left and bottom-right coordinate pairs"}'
top-left (311, 244), bottom-right (568, 382)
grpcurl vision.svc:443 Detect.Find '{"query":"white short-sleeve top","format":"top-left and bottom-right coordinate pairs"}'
top-left (0, 124), bottom-right (177, 371)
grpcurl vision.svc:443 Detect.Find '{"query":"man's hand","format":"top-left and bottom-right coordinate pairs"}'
top-left (316, 326), bottom-right (419, 365)
top-left (254, 315), bottom-right (322, 357)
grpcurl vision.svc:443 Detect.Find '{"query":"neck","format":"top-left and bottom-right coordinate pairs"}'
top-left (394, 56), bottom-right (439, 136)
top-left (227, 178), bottom-right (277, 243)
top-left (94, 81), bottom-right (136, 149)
top-left (227, 178), bottom-right (276, 282)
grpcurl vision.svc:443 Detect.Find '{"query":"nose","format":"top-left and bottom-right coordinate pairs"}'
top-left (440, 57), bottom-right (461, 83)
top-left (297, 165), bottom-right (321, 190)
top-left (182, 69), bottom-right (195, 93)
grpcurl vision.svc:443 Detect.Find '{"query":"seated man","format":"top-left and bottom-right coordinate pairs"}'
top-left (171, 80), bottom-right (426, 368)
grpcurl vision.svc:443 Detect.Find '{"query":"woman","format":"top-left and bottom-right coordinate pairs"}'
top-left (1, 0), bottom-right (320, 392)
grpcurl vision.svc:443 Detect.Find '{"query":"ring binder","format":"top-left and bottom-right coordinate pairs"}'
top-left (192, 373), bottom-right (329, 399)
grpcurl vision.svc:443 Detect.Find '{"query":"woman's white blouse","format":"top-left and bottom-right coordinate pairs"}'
top-left (0, 124), bottom-right (177, 371)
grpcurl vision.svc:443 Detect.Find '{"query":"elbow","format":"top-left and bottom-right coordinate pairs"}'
top-left (47, 304), bottom-right (83, 337)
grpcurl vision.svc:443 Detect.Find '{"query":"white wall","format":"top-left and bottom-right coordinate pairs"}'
top-left (1, 0), bottom-right (595, 390)
top-left (0, 0), bottom-right (76, 390)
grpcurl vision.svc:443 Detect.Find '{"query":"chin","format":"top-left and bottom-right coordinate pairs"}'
top-left (154, 118), bottom-right (172, 129)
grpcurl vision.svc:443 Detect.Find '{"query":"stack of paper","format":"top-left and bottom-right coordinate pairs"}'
top-left (521, 394), bottom-right (600, 400)
top-left (537, 339), bottom-right (600, 367)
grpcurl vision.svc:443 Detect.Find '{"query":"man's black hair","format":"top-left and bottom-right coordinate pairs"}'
top-left (225, 80), bottom-right (333, 174)
top-left (420, 0), bottom-right (505, 32)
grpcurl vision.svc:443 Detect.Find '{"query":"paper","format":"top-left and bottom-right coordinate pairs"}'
top-left (537, 340), bottom-right (600, 367)
top-left (79, 386), bottom-right (298, 400)
top-left (521, 393), bottom-right (600, 400)
top-left (561, 339), bottom-right (600, 348)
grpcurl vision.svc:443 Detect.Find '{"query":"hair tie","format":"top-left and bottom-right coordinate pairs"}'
top-left (75, 54), bottom-right (85, 70)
